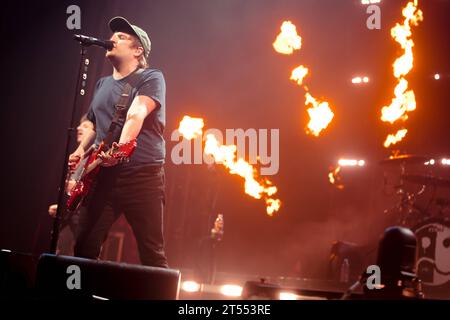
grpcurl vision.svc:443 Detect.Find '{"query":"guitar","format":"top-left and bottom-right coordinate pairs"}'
top-left (66, 139), bottom-right (137, 212)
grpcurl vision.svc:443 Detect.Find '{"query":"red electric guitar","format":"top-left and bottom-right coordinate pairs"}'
top-left (66, 139), bottom-right (137, 212)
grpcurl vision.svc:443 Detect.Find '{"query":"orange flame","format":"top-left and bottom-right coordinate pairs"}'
top-left (274, 21), bottom-right (334, 137)
top-left (177, 115), bottom-right (281, 216)
top-left (381, 79), bottom-right (416, 124)
top-left (266, 198), bottom-right (282, 216)
top-left (328, 165), bottom-right (344, 190)
top-left (381, 1), bottom-right (423, 147)
top-left (304, 92), bottom-right (335, 137)
top-left (178, 115), bottom-right (204, 139)
top-left (290, 65), bottom-right (309, 86)
top-left (204, 134), bottom-right (281, 216)
top-left (383, 129), bottom-right (408, 148)
top-left (273, 21), bottom-right (302, 55)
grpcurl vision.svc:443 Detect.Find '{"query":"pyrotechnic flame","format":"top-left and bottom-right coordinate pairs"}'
top-left (266, 198), bottom-right (281, 216)
top-left (177, 115), bottom-right (281, 216)
top-left (381, 79), bottom-right (416, 124)
top-left (290, 65), bottom-right (309, 86)
top-left (274, 21), bottom-right (334, 136)
top-left (304, 92), bottom-right (335, 137)
top-left (273, 21), bottom-right (302, 55)
top-left (178, 116), bottom-right (204, 139)
top-left (204, 134), bottom-right (281, 216)
top-left (381, 1), bottom-right (423, 147)
top-left (328, 165), bottom-right (344, 190)
top-left (383, 129), bottom-right (408, 148)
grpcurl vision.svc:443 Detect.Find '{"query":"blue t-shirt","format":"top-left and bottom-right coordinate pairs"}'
top-left (86, 68), bottom-right (166, 167)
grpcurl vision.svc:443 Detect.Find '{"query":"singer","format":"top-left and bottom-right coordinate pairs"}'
top-left (68, 16), bottom-right (168, 268)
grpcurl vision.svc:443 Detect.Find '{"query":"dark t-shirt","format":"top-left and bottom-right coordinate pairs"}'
top-left (86, 68), bottom-right (166, 167)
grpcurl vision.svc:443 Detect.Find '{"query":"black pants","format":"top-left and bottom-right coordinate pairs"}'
top-left (57, 208), bottom-right (81, 256)
top-left (74, 164), bottom-right (168, 268)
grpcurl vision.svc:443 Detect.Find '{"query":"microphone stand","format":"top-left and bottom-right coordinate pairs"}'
top-left (49, 44), bottom-right (89, 254)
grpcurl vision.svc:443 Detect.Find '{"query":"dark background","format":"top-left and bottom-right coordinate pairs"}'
top-left (1, 0), bottom-right (449, 279)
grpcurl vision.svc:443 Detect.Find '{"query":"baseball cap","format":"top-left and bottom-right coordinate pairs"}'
top-left (109, 16), bottom-right (151, 58)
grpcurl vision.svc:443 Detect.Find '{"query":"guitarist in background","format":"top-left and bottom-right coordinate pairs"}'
top-left (68, 16), bottom-right (168, 268)
top-left (48, 114), bottom-right (94, 255)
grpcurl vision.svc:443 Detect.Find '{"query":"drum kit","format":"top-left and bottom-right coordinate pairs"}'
top-left (380, 154), bottom-right (450, 295)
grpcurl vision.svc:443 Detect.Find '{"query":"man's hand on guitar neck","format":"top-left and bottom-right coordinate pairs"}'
top-left (68, 148), bottom-right (84, 171)
top-left (99, 140), bottom-right (137, 167)
top-left (69, 121), bottom-right (96, 171)
top-left (99, 142), bottom-right (120, 167)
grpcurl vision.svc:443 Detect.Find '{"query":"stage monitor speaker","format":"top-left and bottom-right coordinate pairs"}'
top-left (0, 249), bottom-right (38, 299)
top-left (35, 254), bottom-right (180, 300)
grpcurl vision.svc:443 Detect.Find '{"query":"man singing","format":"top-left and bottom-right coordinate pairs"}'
top-left (68, 16), bottom-right (168, 268)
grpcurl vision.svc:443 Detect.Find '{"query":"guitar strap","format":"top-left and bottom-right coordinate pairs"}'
top-left (103, 68), bottom-right (145, 147)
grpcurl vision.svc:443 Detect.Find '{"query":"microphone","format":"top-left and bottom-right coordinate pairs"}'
top-left (73, 34), bottom-right (114, 50)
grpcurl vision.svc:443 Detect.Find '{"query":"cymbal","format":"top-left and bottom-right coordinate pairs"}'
top-left (402, 174), bottom-right (450, 188)
top-left (379, 154), bottom-right (430, 166)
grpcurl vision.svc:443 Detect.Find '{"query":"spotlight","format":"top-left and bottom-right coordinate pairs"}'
top-left (351, 76), bottom-right (370, 84)
top-left (361, 0), bottom-right (381, 4)
top-left (181, 281), bottom-right (201, 293)
top-left (352, 77), bottom-right (362, 84)
top-left (434, 73), bottom-right (440, 80)
top-left (279, 292), bottom-right (299, 300)
top-left (338, 159), bottom-right (366, 167)
top-left (364, 226), bottom-right (423, 299)
top-left (220, 284), bottom-right (243, 297)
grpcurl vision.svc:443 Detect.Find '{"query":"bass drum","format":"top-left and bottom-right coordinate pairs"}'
top-left (413, 218), bottom-right (450, 299)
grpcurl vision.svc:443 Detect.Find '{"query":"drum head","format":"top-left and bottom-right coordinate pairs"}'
top-left (413, 218), bottom-right (450, 298)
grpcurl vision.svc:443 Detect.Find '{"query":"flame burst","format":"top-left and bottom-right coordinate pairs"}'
top-left (290, 65), bottom-right (309, 85)
top-left (304, 93), bottom-right (335, 137)
top-left (177, 116), bottom-right (281, 216)
top-left (205, 134), bottom-right (281, 216)
top-left (381, 1), bottom-right (423, 148)
top-left (275, 21), bottom-right (334, 137)
top-left (273, 21), bottom-right (302, 55)
top-left (328, 165), bottom-right (344, 190)
top-left (383, 129), bottom-right (408, 148)
top-left (178, 115), bottom-right (204, 139)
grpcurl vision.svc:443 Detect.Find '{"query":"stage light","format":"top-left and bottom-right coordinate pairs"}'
top-left (361, 0), bottom-right (381, 4)
top-left (365, 226), bottom-right (423, 299)
top-left (220, 284), bottom-right (243, 297)
top-left (279, 292), bottom-right (298, 300)
top-left (181, 280), bottom-right (201, 293)
top-left (441, 158), bottom-right (450, 165)
top-left (434, 73), bottom-right (440, 80)
top-left (338, 159), bottom-right (366, 167)
top-left (351, 76), bottom-right (369, 84)
top-left (351, 77), bottom-right (362, 84)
